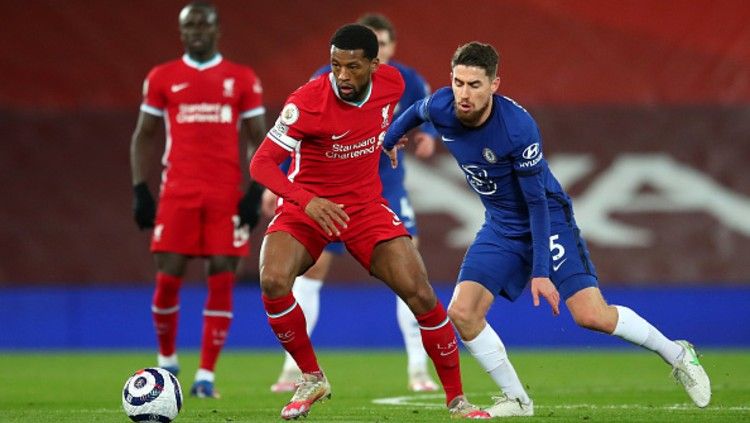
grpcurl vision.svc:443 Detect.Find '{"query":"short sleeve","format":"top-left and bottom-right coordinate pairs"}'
top-left (140, 68), bottom-right (166, 117)
top-left (239, 67), bottom-right (266, 119)
top-left (266, 98), bottom-right (310, 152)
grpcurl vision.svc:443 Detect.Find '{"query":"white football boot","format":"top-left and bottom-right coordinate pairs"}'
top-left (672, 340), bottom-right (711, 407)
top-left (486, 394), bottom-right (534, 417)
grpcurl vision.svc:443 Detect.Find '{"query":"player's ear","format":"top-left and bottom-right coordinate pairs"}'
top-left (370, 57), bottom-right (380, 73)
top-left (490, 76), bottom-right (500, 93)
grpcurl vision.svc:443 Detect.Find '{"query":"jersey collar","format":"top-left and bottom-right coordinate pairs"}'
top-left (328, 73), bottom-right (372, 107)
top-left (182, 53), bottom-right (223, 71)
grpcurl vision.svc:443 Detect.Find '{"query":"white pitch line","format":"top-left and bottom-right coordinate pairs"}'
top-left (372, 393), bottom-right (750, 412)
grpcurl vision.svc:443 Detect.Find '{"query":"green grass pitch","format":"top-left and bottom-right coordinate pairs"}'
top-left (1, 349), bottom-right (748, 422)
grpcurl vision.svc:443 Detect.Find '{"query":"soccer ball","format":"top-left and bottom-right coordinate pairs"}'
top-left (122, 367), bottom-right (183, 422)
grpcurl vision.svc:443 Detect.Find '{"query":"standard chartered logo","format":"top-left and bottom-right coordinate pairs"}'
top-left (326, 136), bottom-right (378, 160)
top-left (176, 103), bottom-right (233, 123)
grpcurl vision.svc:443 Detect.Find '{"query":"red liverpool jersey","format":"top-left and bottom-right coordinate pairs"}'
top-left (141, 54), bottom-right (265, 189)
top-left (267, 64), bottom-right (404, 206)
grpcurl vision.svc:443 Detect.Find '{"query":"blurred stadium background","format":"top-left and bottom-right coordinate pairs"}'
top-left (1, 0), bottom-right (749, 351)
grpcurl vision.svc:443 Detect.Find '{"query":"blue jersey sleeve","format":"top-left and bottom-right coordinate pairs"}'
top-left (511, 115), bottom-right (550, 277)
top-left (408, 72), bottom-right (439, 138)
top-left (518, 172), bottom-right (550, 277)
top-left (383, 96), bottom-right (431, 150)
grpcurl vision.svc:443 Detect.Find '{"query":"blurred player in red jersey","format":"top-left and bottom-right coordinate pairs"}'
top-left (129, 1), bottom-right (266, 399)
top-left (249, 24), bottom-right (489, 420)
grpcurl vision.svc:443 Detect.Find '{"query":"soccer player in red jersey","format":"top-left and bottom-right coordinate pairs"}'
top-left (249, 24), bottom-right (489, 420)
top-left (129, 2), bottom-right (266, 399)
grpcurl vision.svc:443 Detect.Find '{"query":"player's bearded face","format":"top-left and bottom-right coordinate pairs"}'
top-left (451, 65), bottom-right (500, 127)
top-left (330, 47), bottom-right (379, 102)
top-left (179, 8), bottom-right (219, 58)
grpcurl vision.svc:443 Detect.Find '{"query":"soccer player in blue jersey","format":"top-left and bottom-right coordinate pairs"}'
top-left (267, 14), bottom-right (440, 393)
top-left (383, 41), bottom-right (712, 416)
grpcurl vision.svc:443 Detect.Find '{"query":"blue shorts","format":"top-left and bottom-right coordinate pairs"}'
top-left (323, 186), bottom-right (418, 255)
top-left (458, 214), bottom-right (598, 301)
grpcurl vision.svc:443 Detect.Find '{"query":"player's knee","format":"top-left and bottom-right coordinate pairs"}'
top-left (259, 267), bottom-right (294, 297)
top-left (207, 256), bottom-right (239, 274)
top-left (571, 307), bottom-right (609, 332)
top-left (447, 302), bottom-right (480, 333)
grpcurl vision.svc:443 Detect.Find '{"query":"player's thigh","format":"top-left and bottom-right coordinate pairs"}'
top-left (369, 236), bottom-right (435, 312)
top-left (263, 205), bottom-right (330, 284)
top-left (548, 221), bottom-right (599, 300)
top-left (382, 188), bottom-right (418, 236)
top-left (458, 224), bottom-right (529, 302)
top-left (203, 189), bottom-right (249, 257)
top-left (151, 189), bottom-right (202, 255)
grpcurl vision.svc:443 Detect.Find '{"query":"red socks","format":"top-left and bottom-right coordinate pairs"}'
top-left (416, 301), bottom-right (464, 405)
top-left (199, 272), bottom-right (235, 372)
top-left (262, 292), bottom-right (321, 374)
top-left (152, 272), bottom-right (182, 356)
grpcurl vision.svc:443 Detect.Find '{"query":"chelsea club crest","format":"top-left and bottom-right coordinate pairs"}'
top-left (483, 147), bottom-right (497, 164)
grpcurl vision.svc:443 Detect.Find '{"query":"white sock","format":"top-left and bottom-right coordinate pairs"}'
top-left (612, 305), bottom-right (683, 365)
top-left (282, 276), bottom-right (323, 372)
top-left (396, 296), bottom-right (429, 375)
top-left (194, 368), bottom-right (214, 383)
top-left (463, 323), bottom-right (530, 404)
top-left (157, 353), bottom-right (178, 368)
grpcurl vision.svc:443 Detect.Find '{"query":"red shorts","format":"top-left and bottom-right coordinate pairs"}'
top-left (266, 198), bottom-right (410, 270)
top-left (151, 184), bottom-right (249, 256)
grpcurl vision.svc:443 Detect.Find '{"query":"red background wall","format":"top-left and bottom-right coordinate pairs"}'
top-left (1, 0), bottom-right (749, 284)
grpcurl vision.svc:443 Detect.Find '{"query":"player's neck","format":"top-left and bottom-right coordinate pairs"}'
top-left (186, 50), bottom-right (219, 64)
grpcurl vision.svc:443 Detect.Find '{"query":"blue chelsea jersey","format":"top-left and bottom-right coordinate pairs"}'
top-left (384, 87), bottom-right (573, 277)
top-left (311, 61), bottom-right (438, 188)
top-left (413, 87), bottom-right (571, 235)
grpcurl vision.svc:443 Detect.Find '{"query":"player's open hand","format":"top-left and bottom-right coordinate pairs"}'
top-left (531, 277), bottom-right (560, 316)
top-left (413, 132), bottom-right (436, 159)
top-left (385, 136), bottom-right (409, 169)
top-left (304, 197), bottom-right (349, 236)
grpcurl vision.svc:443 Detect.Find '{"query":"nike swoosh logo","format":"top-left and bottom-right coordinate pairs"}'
top-left (171, 83), bottom-right (189, 93)
top-left (331, 130), bottom-right (350, 140)
top-left (552, 258), bottom-right (568, 272)
top-left (392, 219), bottom-right (402, 226)
top-left (441, 135), bottom-right (456, 142)
top-left (439, 347), bottom-right (457, 356)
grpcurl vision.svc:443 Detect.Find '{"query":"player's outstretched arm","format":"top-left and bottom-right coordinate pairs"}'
top-left (383, 101), bottom-right (429, 167)
top-left (531, 277), bottom-right (560, 316)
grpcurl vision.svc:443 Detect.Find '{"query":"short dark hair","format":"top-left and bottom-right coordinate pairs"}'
top-left (180, 1), bottom-right (218, 24)
top-left (330, 24), bottom-right (379, 60)
top-left (357, 13), bottom-right (396, 41)
top-left (451, 42), bottom-right (499, 78)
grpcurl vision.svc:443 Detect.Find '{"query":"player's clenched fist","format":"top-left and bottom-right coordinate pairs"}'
top-left (304, 197), bottom-right (349, 236)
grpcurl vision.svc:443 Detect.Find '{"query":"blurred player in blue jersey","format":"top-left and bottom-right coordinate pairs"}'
top-left (383, 41), bottom-right (712, 417)
top-left (265, 13), bottom-right (440, 393)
